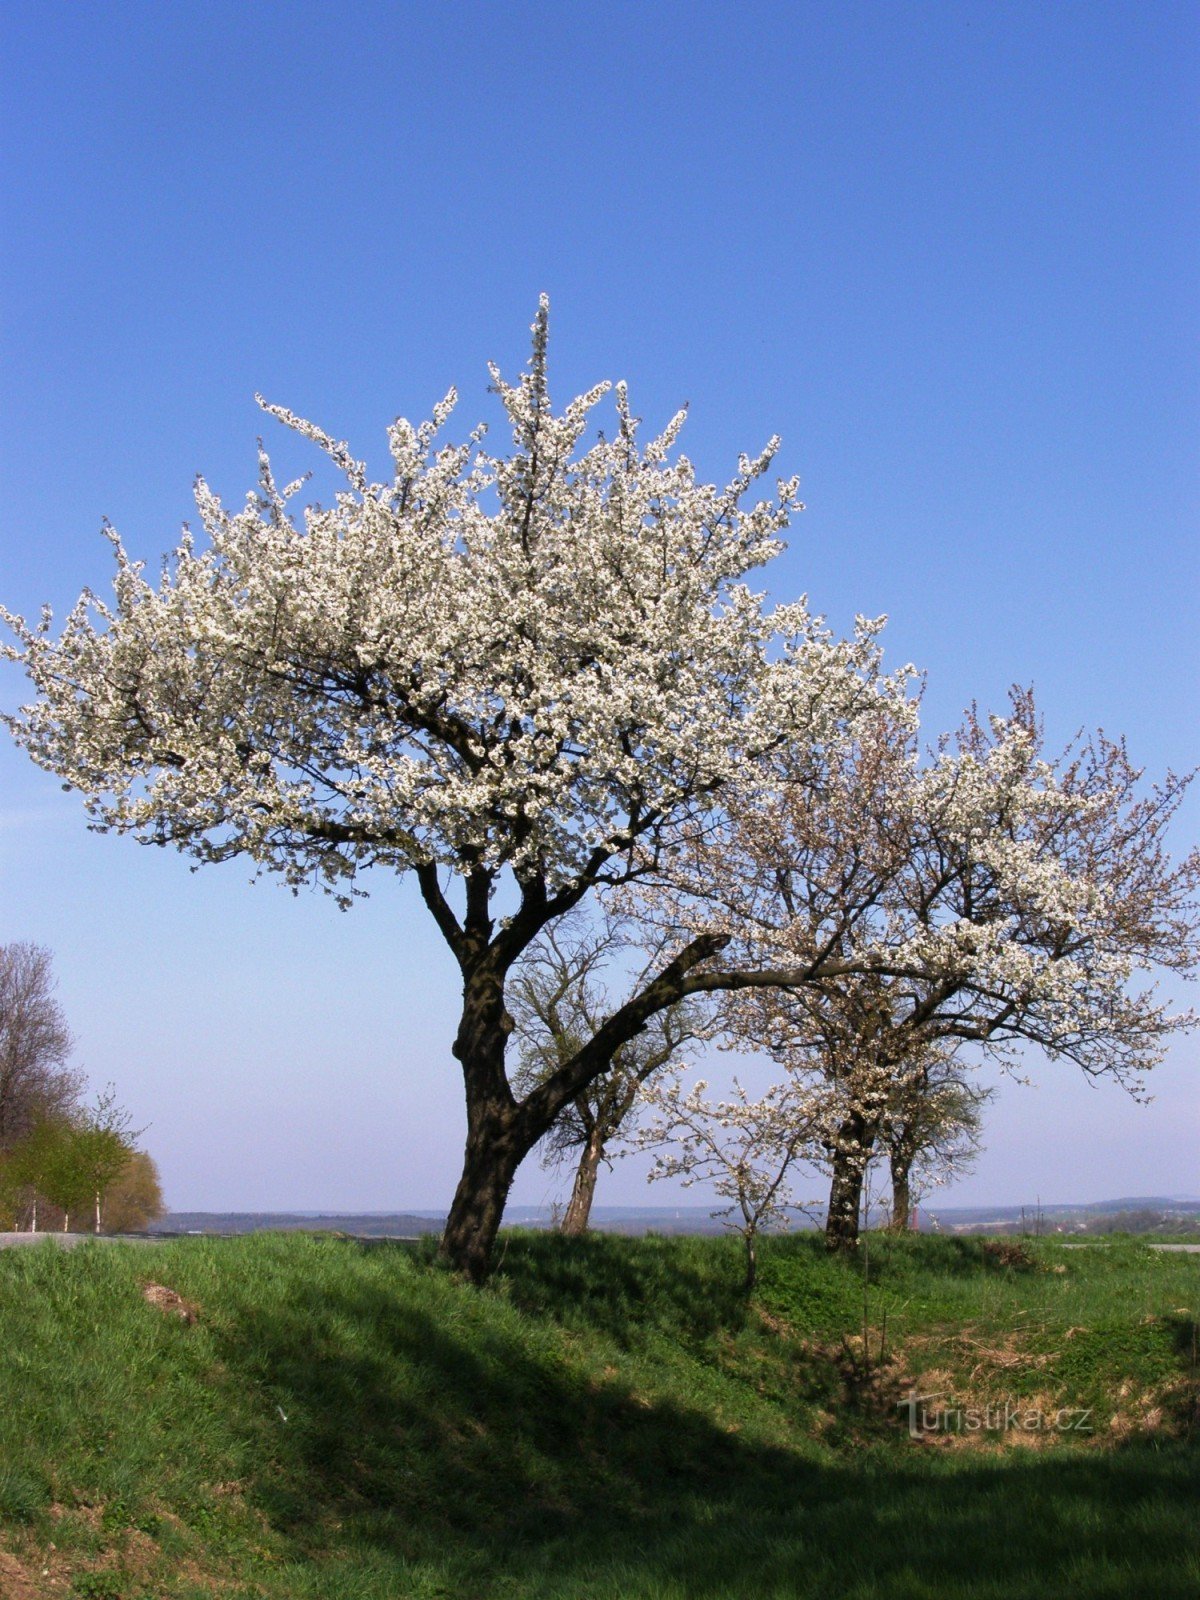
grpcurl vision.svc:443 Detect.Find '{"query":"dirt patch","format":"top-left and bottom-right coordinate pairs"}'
top-left (754, 1307), bottom-right (795, 1339)
top-left (982, 1240), bottom-right (1036, 1270)
top-left (0, 1544), bottom-right (68, 1600)
top-left (953, 1327), bottom-right (1058, 1382)
top-left (142, 1282), bottom-right (198, 1323)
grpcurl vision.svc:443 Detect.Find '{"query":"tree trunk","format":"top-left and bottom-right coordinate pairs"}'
top-left (824, 1109), bottom-right (878, 1253)
top-left (438, 965), bottom-right (536, 1282)
top-left (743, 1227), bottom-right (759, 1294)
top-left (889, 1154), bottom-right (913, 1233)
top-left (561, 1126), bottom-right (605, 1236)
top-left (439, 1111), bottom-right (526, 1283)
top-left (825, 1158), bottom-right (865, 1253)
top-left (94, 1189), bottom-right (102, 1234)
top-left (436, 929), bottom-right (728, 1283)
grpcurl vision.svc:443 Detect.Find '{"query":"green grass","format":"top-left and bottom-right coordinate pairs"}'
top-left (0, 1230), bottom-right (1195, 1598)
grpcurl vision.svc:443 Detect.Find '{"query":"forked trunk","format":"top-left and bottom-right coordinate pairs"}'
top-left (438, 965), bottom-right (536, 1282)
top-left (561, 1126), bottom-right (605, 1236)
top-left (437, 929), bottom-right (727, 1282)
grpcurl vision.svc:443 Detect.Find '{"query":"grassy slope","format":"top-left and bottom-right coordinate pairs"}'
top-left (0, 1231), bottom-right (1195, 1600)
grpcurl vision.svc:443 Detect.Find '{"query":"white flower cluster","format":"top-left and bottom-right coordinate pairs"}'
top-left (633, 689), bottom-right (1198, 1093)
top-left (635, 1070), bottom-right (820, 1238)
top-left (2, 299), bottom-right (892, 908)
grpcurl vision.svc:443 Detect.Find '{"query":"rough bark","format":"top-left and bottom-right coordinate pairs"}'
top-left (437, 963), bottom-right (532, 1282)
top-left (889, 1153), bottom-right (913, 1233)
top-left (438, 1107), bottom-right (528, 1283)
top-left (561, 1125), bottom-right (605, 1236)
top-left (440, 929), bottom-right (729, 1280)
top-left (824, 1109), bottom-right (879, 1252)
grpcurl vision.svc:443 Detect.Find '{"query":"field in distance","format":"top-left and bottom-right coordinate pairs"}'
top-left (148, 1195), bottom-right (1200, 1238)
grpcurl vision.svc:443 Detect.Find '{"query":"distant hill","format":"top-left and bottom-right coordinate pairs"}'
top-left (150, 1196), bottom-right (1200, 1239)
top-left (921, 1197), bottom-right (1200, 1236)
top-left (149, 1211), bottom-right (445, 1237)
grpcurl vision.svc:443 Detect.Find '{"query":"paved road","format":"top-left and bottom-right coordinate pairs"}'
top-left (0, 1231), bottom-right (159, 1248)
top-left (1057, 1240), bottom-right (1200, 1253)
top-left (0, 1230), bottom-right (423, 1249)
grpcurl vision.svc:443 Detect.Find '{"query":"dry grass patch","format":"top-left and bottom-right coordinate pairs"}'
top-left (140, 1283), bottom-right (197, 1324)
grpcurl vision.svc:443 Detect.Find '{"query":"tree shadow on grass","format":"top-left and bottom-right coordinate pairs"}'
top-left (859, 1232), bottom-right (1045, 1280)
top-left (488, 1228), bottom-right (753, 1344)
top-left (1163, 1312), bottom-right (1200, 1436)
top-left (202, 1242), bottom-right (1200, 1600)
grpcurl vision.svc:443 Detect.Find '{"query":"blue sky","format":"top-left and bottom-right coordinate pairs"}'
top-left (2, 1), bottom-right (1196, 1214)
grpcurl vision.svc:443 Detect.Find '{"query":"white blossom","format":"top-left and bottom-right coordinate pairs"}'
top-left (2, 299), bottom-right (890, 910)
top-left (635, 1067), bottom-right (821, 1288)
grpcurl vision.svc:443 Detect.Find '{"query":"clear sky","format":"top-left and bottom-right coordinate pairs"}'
top-left (2, 1), bottom-right (1197, 1216)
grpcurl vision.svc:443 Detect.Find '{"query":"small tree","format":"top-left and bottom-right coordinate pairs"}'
top-left (2, 1116), bottom-right (72, 1230)
top-left (510, 914), bottom-right (700, 1233)
top-left (635, 1072), bottom-right (818, 1292)
top-left (0, 943), bottom-right (84, 1148)
top-left (3, 1089), bottom-right (138, 1232)
top-left (648, 691), bottom-right (1199, 1251)
top-left (70, 1088), bottom-right (139, 1233)
top-left (101, 1149), bottom-right (166, 1233)
top-left (7, 1115), bottom-right (89, 1231)
top-left (881, 1052), bottom-right (992, 1231)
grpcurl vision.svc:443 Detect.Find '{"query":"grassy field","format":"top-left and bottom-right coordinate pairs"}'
top-left (0, 1230), bottom-right (1195, 1599)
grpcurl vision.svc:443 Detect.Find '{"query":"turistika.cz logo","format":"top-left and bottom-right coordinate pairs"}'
top-left (899, 1391), bottom-right (1093, 1440)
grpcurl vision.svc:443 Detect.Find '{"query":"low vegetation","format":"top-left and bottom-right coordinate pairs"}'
top-left (0, 1231), bottom-right (1195, 1598)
